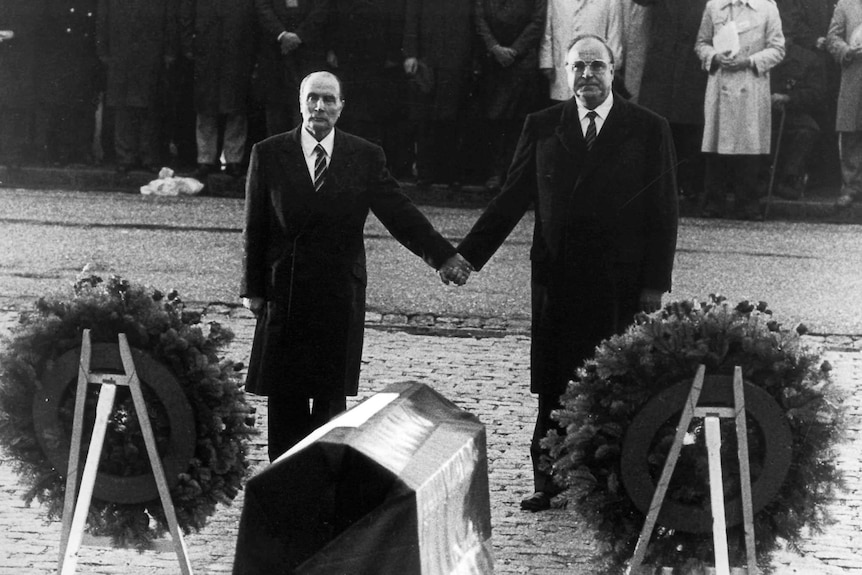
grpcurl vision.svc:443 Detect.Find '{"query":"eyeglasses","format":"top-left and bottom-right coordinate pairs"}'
top-left (567, 60), bottom-right (611, 74)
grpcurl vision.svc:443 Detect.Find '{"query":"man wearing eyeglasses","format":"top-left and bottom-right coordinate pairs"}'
top-left (449, 34), bottom-right (679, 512)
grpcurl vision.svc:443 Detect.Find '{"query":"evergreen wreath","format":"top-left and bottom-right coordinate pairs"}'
top-left (544, 295), bottom-right (845, 574)
top-left (0, 272), bottom-right (256, 549)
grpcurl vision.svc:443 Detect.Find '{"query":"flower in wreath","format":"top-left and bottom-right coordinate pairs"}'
top-left (0, 270), bottom-right (256, 549)
top-left (543, 295), bottom-right (845, 574)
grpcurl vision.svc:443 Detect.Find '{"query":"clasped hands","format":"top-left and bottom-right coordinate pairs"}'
top-left (438, 254), bottom-right (473, 286)
top-left (716, 52), bottom-right (751, 71)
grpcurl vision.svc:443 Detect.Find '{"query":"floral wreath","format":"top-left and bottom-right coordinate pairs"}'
top-left (0, 272), bottom-right (256, 549)
top-left (544, 295), bottom-right (845, 574)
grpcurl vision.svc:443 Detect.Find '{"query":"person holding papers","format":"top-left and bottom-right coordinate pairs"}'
top-left (695, 0), bottom-right (785, 220)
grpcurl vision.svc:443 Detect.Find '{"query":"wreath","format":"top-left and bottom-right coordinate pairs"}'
top-left (544, 295), bottom-right (845, 574)
top-left (0, 272), bottom-right (256, 549)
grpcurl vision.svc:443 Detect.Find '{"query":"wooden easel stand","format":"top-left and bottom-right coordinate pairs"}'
top-left (56, 330), bottom-right (193, 575)
top-left (627, 365), bottom-right (759, 575)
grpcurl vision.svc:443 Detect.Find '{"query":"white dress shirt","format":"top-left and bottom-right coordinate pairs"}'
top-left (577, 92), bottom-right (614, 139)
top-left (300, 127), bottom-right (335, 184)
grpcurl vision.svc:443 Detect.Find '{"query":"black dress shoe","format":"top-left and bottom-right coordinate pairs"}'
top-left (225, 163), bottom-right (245, 178)
top-left (520, 491), bottom-right (552, 512)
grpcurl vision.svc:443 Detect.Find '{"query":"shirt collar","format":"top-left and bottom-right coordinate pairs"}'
top-left (301, 127), bottom-right (336, 159)
top-left (719, 0), bottom-right (754, 10)
top-left (578, 91), bottom-right (614, 123)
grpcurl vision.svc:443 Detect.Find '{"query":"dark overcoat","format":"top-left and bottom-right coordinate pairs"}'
top-left (403, 0), bottom-right (473, 70)
top-left (241, 128), bottom-right (456, 398)
top-left (474, 0), bottom-right (547, 119)
top-left (0, 0), bottom-right (44, 109)
top-left (254, 0), bottom-right (332, 107)
top-left (635, 0), bottom-right (708, 125)
top-left (179, 0), bottom-right (257, 115)
top-left (96, 0), bottom-right (177, 108)
top-left (326, 0), bottom-right (407, 125)
top-left (40, 0), bottom-right (100, 109)
top-left (458, 96), bottom-right (679, 395)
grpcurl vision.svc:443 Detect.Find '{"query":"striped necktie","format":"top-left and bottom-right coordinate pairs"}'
top-left (313, 144), bottom-right (327, 192)
top-left (585, 111), bottom-right (598, 151)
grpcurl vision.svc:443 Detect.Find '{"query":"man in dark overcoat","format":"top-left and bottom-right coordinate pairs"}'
top-left (474, 0), bottom-right (547, 190)
top-left (403, 0), bottom-right (474, 186)
top-left (240, 71), bottom-right (470, 462)
top-left (41, 0), bottom-right (101, 166)
top-left (96, 0), bottom-right (177, 172)
top-left (454, 35), bottom-right (679, 511)
top-left (0, 0), bottom-right (45, 165)
top-left (254, 0), bottom-right (332, 136)
top-left (325, 0), bottom-right (411, 178)
top-left (635, 0), bottom-right (708, 201)
top-left (180, 0), bottom-right (258, 178)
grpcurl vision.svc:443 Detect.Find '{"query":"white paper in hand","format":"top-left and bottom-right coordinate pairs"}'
top-left (714, 21), bottom-right (740, 57)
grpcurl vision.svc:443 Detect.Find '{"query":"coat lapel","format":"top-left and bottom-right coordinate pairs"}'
top-left (572, 95), bottom-right (632, 192)
top-left (275, 128), bottom-right (316, 195)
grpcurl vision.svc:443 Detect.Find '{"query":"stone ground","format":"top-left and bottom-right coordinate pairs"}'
top-left (0, 307), bottom-right (860, 575)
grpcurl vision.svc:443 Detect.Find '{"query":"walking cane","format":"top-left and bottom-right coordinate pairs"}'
top-left (764, 104), bottom-right (787, 220)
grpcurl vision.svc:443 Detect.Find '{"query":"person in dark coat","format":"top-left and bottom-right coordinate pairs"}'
top-left (0, 1), bottom-right (45, 166)
top-left (403, 0), bottom-right (474, 187)
top-left (450, 35), bottom-right (678, 512)
top-left (96, 0), bottom-right (177, 173)
top-left (180, 0), bottom-right (258, 179)
top-left (778, 0), bottom-right (841, 189)
top-left (254, 0), bottom-right (332, 136)
top-left (40, 0), bottom-right (101, 166)
top-left (765, 42), bottom-right (827, 199)
top-left (325, 0), bottom-right (412, 179)
top-left (241, 71), bottom-right (470, 462)
top-left (474, 0), bottom-right (546, 191)
top-left (635, 0), bottom-right (709, 202)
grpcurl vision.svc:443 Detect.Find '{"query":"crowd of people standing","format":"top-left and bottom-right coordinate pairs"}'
top-left (0, 0), bottom-right (858, 210)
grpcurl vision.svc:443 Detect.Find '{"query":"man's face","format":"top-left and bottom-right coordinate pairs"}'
top-left (566, 39), bottom-right (614, 109)
top-left (300, 73), bottom-right (344, 139)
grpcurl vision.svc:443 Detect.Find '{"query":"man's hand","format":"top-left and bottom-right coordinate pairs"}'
top-left (438, 254), bottom-right (473, 286)
top-left (404, 57), bottom-right (419, 75)
top-left (771, 93), bottom-right (791, 108)
top-left (639, 289), bottom-right (664, 313)
top-left (279, 32), bottom-right (302, 55)
top-left (848, 45), bottom-right (862, 61)
top-left (242, 296), bottom-right (265, 317)
top-left (490, 45), bottom-right (516, 67)
top-left (326, 50), bottom-right (339, 68)
top-left (717, 53), bottom-right (751, 71)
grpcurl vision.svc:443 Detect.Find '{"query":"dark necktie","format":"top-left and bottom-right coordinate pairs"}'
top-left (585, 111), bottom-right (598, 151)
top-left (313, 144), bottom-right (327, 192)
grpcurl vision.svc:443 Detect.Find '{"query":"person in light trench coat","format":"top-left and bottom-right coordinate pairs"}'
top-left (826, 0), bottom-right (862, 207)
top-left (539, 0), bottom-right (624, 102)
top-left (695, 0), bottom-right (784, 220)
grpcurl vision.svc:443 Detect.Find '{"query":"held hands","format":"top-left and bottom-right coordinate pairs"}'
top-left (490, 45), bottom-right (517, 67)
top-left (717, 52), bottom-right (751, 71)
top-left (771, 93), bottom-right (791, 108)
top-left (438, 254), bottom-right (474, 286)
top-left (404, 57), bottom-right (419, 75)
top-left (242, 296), bottom-right (265, 317)
top-left (280, 32), bottom-right (302, 55)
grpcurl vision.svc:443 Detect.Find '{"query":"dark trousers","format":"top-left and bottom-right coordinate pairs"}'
top-left (703, 153), bottom-right (765, 215)
top-left (113, 106), bottom-right (159, 167)
top-left (531, 393), bottom-right (564, 495)
top-left (266, 393), bottom-right (347, 462)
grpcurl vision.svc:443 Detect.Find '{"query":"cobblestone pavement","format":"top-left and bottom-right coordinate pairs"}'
top-left (1, 307), bottom-right (860, 575)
